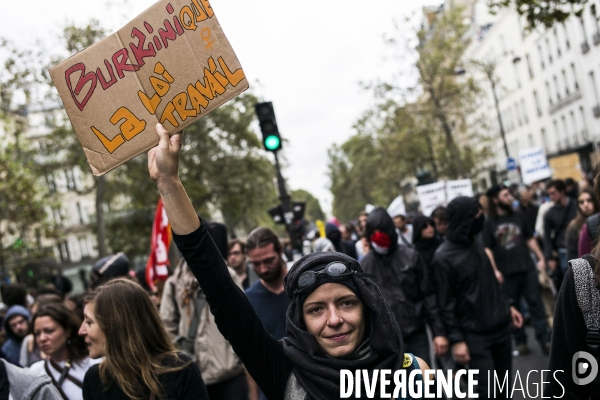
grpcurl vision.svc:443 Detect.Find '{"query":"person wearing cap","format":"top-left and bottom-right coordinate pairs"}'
top-left (88, 253), bottom-right (130, 291)
top-left (147, 124), bottom-right (429, 400)
top-left (483, 184), bottom-right (551, 356)
top-left (361, 207), bottom-right (447, 366)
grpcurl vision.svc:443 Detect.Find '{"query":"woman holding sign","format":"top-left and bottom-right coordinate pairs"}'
top-left (148, 123), bottom-right (429, 400)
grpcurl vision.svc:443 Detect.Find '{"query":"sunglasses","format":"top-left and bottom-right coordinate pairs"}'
top-left (294, 262), bottom-right (377, 296)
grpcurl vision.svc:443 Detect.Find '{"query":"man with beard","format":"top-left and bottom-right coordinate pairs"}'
top-left (244, 227), bottom-right (289, 400)
top-left (433, 196), bottom-right (523, 399)
top-left (483, 184), bottom-right (551, 355)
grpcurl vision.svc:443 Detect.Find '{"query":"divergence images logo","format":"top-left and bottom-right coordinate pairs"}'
top-left (572, 351), bottom-right (599, 385)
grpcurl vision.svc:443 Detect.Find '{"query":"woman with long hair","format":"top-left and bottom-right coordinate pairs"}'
top-left (29, 302), bottom-right (95, 400)
top-left (565, 187), bottom-right (599, 260)
top-left (547, 174), bottom-right (600, 397)
top-left (78, 278), bottom-right (208, 400)
top-left (147, 124), bottom-right (429, 400)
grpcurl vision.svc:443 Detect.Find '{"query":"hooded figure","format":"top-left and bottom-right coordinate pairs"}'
top-left (0, 359), bottom-right (62, 400)
top-left (2, 305), bottom-right (30, 366)
top-left (412, 216), bottom-right (441, 267)
top-left (325, 223), bottom-right (358, 259)
top-left (172, 218), bottom-right (417, 400)
top-left (360, 207), bottom-right (445, 365)
top-left (432, 196), bottom-right (515, 399)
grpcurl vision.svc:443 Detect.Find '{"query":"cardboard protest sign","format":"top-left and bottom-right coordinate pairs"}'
top-left (416, 181), bottom-right (446, 217)
top-left (50, 0), bottom-right (248, 176)
top-left (446, 179), bottom-right (473, 202)
top-left (519, 147), bottom-right (552, 184)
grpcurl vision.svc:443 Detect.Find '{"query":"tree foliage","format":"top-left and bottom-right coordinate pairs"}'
top-left (290, 189), bottom-right (326, 223)
top-left (489, 0), bottom-right (589, 30)
top-left (328, 7), bottom-right (489, 221)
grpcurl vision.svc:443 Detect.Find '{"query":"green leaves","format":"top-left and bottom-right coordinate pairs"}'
top-left (489, 0), bottom-right (587, 31)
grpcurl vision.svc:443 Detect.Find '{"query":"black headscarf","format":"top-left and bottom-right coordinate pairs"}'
top-left (412, 215), bottom-right (441, 266)
top-left (282, 251), bottom-right (404, 400)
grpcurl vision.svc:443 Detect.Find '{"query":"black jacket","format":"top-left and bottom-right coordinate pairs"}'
top-left (432, 197), bottom-right (511, 344)
top-left (360, 208), bottom-right (445, 339)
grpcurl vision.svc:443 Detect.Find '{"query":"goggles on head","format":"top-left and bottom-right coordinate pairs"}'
top-left (294, 262), bottom-right (377, 296)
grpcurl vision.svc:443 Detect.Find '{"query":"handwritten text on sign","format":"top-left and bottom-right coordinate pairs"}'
top-left (51, 0), bottom-right (248, 176)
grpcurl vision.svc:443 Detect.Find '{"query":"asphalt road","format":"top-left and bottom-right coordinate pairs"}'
top-left (510, 327), bottom-right (551, 400)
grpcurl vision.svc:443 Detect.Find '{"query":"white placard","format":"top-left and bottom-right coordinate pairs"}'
top-left (416, 181), bottom-right (447, 217)
top-left (387, 195), bottom-right (406, 217)
top-left (519, 147), bottom-right (552, 184)
top-left (446, 179), bottom-right (473, 202)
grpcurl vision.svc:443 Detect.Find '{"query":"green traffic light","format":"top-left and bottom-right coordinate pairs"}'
top-left (265, 135), bottom-right (280, 150)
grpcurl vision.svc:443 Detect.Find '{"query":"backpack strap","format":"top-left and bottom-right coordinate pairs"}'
top-left (571, 256), bottom-right (600, 397)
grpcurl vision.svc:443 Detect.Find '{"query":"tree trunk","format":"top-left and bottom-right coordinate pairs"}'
top-left (95, 175), bottom-right (107, 257)
top-left (423, 130), bottom-right (440, 180)
top-left (429, 89), bottom-right (466, 178)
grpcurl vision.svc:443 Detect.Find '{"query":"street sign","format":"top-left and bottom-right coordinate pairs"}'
top-left (507, 157), bottom-right (517, 171)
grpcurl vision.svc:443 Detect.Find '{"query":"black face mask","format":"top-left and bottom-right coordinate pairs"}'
top-left (469, 214), bottom-right (485, 240)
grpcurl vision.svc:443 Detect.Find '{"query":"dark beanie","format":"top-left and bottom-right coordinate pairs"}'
top-left (486, 183), bottom-right (506, 199)
top-left (92, 252), bottom-right (129, 278)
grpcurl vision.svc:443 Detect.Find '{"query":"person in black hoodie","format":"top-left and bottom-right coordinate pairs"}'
top-left (412, 215), bottom-right (442, 280)
top-left (432, 196), bottom-right (523, 399)
top-left (325, 222), bottom-right (358, 260)
top-left (360, 207), bottom-right (447, 365)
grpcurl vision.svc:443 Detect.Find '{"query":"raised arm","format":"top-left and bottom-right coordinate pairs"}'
top-left (148, 124), bottom-right (292, 399)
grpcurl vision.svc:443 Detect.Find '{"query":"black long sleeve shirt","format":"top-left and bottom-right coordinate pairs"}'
top-left (172, 222), bottom-right (293, 400)
top-left (543, 198), bottom-right (577, 260)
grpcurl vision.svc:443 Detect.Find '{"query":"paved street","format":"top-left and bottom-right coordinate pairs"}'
top-left (512, 327), bottom-right (551, 400)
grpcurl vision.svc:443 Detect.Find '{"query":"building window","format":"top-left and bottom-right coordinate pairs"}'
top-left (546, 38), bottom-right (553, 63)
top-left (65, 168), bottom-right (76, 191)
top-left (534, 90), bottom-right (542, 115)
top-left (562, 69), bottom-right (570, 95)
top-left (570, 110), bottom-right (579, 143)
top-left (554, 75), bottom-right (561, 100)
top-left (590, 71), bottom-right (600, 106)
top-left (554, 28), bottom-right (562, 56)
top-left (565, 24), bottom-right (571, 49)
top-left (546, 82), bottom-right (553, 105)
top-left (528, 133), bottom-right (534, 147)
top-left (516, 102), bottom-right (523, 126)
top-left (79, 237), bottom-right (89, 258)
top-left (541, 128), bottom-right (548, 152)
top-left (521, 99), bottom-right (529, 123)
top-left (572, 63), bottom-right (579, 89)
top-left (525, 54), bottom-right (534, 78)
top-left (580, 106), bottom-right (589, 138)
top-left (562, 115), bottom-right (570, 146)
top-left (538, 45), bottom-right (545, 69)
top-left (45, 172), bottom-right (56, 193)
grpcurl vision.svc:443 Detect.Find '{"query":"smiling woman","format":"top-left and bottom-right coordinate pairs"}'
top-left (148, 123), bottom-right (429, 400)
top-left (29, 303), bottom-right (96, 400)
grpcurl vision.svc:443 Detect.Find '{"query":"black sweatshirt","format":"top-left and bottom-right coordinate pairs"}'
top-left (172, 222), bottom-right (293, 400)
top-left (546, 267), bottom-right (592, 399)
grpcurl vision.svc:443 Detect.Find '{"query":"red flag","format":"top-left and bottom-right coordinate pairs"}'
top-left (146, 198), bottom-right (171, 290)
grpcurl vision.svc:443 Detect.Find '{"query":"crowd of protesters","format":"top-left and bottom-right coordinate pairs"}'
top-left (0, 124), bottom-right (599, 399)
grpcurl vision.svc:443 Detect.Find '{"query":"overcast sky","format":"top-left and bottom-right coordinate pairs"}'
top-left (1, 0), bottom-right (437, 216)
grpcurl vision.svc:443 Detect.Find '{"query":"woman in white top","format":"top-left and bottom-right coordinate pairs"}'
top-left (29, 302), bottom-right (98, 400)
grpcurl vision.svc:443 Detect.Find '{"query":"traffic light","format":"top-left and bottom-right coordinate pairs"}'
top-left (255, 101), bottom-right (282, 152)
